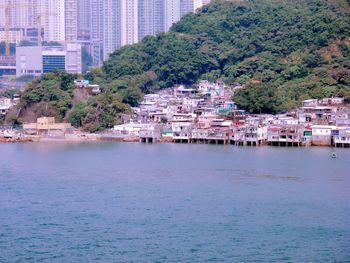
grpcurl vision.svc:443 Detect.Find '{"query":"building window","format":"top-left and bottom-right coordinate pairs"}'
top-left (42, 55), bottom-right (65, 73)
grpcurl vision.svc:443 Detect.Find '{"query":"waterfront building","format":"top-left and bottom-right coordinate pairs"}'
top-left (333, 128), bottom-right (350, 148)
top-left (267, 125), bottom-right (306, 147)
top-left (231, 125), bottom-right (268, 146)
top-left (23, 117), bottom-right (72, 135)
top-left (311, 125), bottom-right (337, 146)
top-left (113, 123), bottom-right (155, 137)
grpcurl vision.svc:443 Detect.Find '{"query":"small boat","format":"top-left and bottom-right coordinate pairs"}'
top-left (3, 131), bottom-right (14, 138)
top-left (331, 152), bottom-right (337, 158)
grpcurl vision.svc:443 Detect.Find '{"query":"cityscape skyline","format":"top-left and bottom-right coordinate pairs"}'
top-left (0, 0), bottom-right (211, 65)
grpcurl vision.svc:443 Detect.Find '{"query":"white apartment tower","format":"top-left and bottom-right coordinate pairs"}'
top-left (65, 0), bottom-right (77, 41)
top-left (42, 0), bottom-right (66, 42)
top-left (0, 0), bottom-right (40, 31)
top-left (103, 0), bottom-right (121, 60)
top-left (138, 0), bottom-right (165, 41)
top-left (194, 0), bottom-right (206, 11)
top-left (77, 0), bottom-right (90, 39)
top-left (121, 0), bottom-right (138, 46)
top-left (90, 0), bottom-right (103, 65)
top-left (180, 0), bottom-right (194, 17)
top-left (164, 0), bottom-right (180, 31)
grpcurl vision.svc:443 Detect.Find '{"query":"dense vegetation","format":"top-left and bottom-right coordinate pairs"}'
top-left (15, 0), bottom-right (350, 130)
top-left (12, 71), bottom-right (130, 132)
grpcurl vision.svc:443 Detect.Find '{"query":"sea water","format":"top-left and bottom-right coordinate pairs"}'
top-left (0, 143), bottom-right (349, 262)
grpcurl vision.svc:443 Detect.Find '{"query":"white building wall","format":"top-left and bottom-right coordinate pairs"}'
top-left (16, 46), bottom-right (43, 77)
top-left (65, 42), bottom-right (82, 74)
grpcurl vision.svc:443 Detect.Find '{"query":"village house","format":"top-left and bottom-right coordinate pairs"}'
top-left (174, 86), bottom-right (197, 97)
top-left (217, 101), bottom-right (235, 114)
top-left (74, 79), bottom-right (89, 88)
top-left (299, 106), bottom-right (336, 124)
top-left (139, 125), bottom-right (162, 143)
top-left (231, 124), bottom-right (267, 146)
top-left (318, 97), bottom-right (344, 106)
top-left (331, 111), bottom-right (350, 126)
top-left (172, 123), bottom-right (193, 143)
top-left (303, 99), bottom-right (318, 107)
top-left (267, 125), bottom-right (305, 147)
top-left (311, 125), bottom-right (337, 146)
top-left (197, 109), bottom-right (218, 129)
top-left (112, 122), bottom-right (156, 137)
top-left (23, 117), bottom-right (72, 136)
top-left (333, 128), bottom-right (350, 148)
top-left (273, 116), bottom-right (299, 125)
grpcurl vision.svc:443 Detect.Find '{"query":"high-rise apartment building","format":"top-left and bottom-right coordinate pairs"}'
top-left (65, 0), bottom-right (77, 41)
top-left (77, 0), bottom-right (90, 40)
top-left (103, 0), bottom-right (121, 60)
top-left (164, 0), bottom-right (180, 31)
top-left (90, 0), bottom-right (103, 65)
top-left (0, 0), bottom-right (77, 43)
top-left (0, 0), bottom-right (40, 35)
top-left (42, 0), bottom-right (66, 42)
top-left (194, 0), bottom-right (206, 11)
top-left (138, 0), bottom-right (164, 41)
top-left (121, 0), bottom-right (138, 46)
top-left (180, 0), bottom-right (194, 17)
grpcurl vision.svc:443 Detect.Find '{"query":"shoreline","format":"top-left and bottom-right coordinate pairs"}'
top-left (0, 135), bottom-right (348, 149)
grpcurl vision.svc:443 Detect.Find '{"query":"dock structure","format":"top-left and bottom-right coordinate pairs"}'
top-left (267, 125), bottom-right (305, 147)
top-left (191, 128), bottom-right (230, 145)
top-left (173, 130), bottom-right (191, 143)
top-left (230, 125), bottom-right (267, 146)
top-left (139, 129), bottom-right (161, 143)
top-left (333, 129), bottom-right (350, 148)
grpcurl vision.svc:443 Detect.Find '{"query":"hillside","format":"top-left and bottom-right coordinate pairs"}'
top-left (100, 0), bottom-right (350, 113)
top-left (13, 0), bottom-right (350, 130)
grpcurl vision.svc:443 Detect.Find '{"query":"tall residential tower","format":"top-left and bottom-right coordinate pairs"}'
top-left (121, 0), bottom-right (138, 46)
top-left (65, 0), bottom-right (77, 41)
top-left (138, 0), bottom-right (164, 41)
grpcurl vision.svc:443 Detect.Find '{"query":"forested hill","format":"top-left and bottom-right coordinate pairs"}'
top-left (98, 0), bottom-right (350, 112)
top-left (13, 0), bottom-right (350, 131)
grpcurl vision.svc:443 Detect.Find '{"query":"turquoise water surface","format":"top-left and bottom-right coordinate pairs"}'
top-left (0, 143), bottom-right (349, 262)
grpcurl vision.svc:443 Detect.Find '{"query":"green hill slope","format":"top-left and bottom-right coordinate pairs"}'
top-left (101, 0), bottom-right (350, 112)
top-left (14, 0), bottom-right (350, 130)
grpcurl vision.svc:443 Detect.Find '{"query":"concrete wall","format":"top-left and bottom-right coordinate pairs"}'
top-left (16, 46), bottom-right (43, 77)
